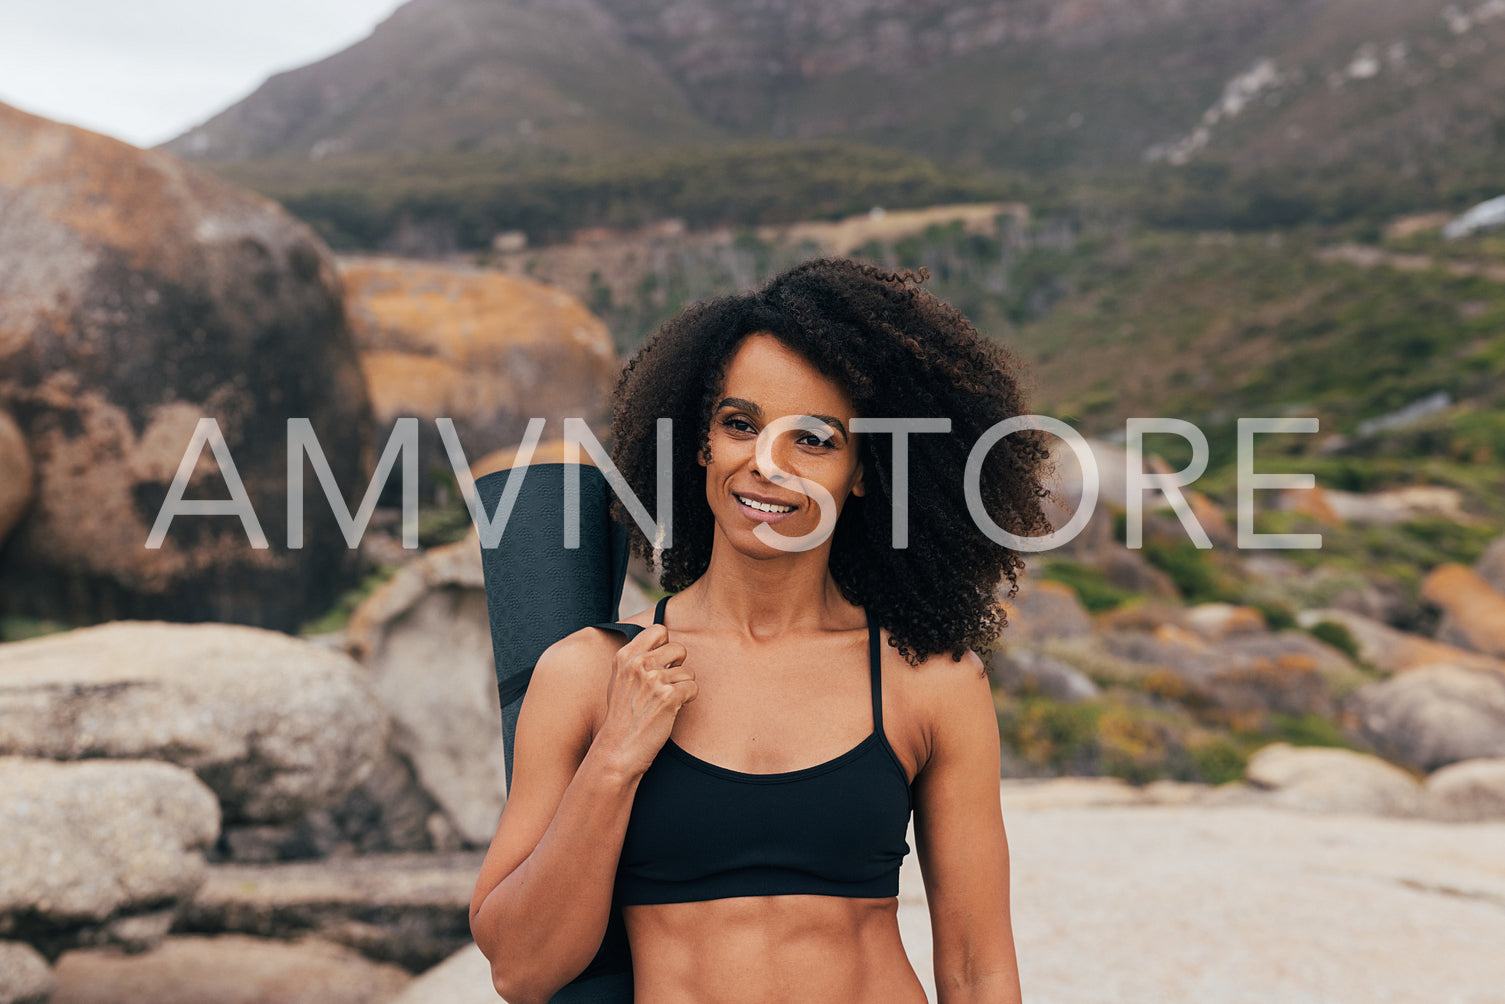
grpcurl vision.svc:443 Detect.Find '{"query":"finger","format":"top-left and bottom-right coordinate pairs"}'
top-left (622, 623), bottom-right (668, 653)
top-left (654, 642), bottom-right (688, 669)
top-left (674, 679), bottom-right (699, 706)
top-left (612, 624), bottom-right (668, 669)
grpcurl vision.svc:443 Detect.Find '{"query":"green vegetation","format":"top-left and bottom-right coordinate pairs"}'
top-left (215, 141), bottom-right (1030, 252)
top-left (1038, 561), bottom-right (1138, 613)
top-left (1138, 539), bottom-right (1237, 605)
top-left (1305, 620), bottom-right (1361, 662)
top-left (996, 688), bottom-right (1371, 786)
top-left (996, 693), bottom-right (1254, 785)
top-left (298, 564), bottom-right (402, 637)
top-left (1266, 712), bottom-right (1353, 750)
top-left (0, 615), bottom-right (70, 643)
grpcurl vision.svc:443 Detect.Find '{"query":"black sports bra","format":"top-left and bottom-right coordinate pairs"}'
top-left (615, 595), bottom-right (913, 906)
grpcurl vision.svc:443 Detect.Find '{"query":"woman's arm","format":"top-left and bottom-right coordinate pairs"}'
top-left (469, 622), bottom-right (693, 1004)
top-left (911, 650), bottom-right (1023, 1004)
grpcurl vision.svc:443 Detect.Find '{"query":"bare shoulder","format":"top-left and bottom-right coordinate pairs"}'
top-left (885, 638), bottom-right (988, 705)
top-left (533, 622), bottom-right (630, 686)
top-left (879, 631), bottom-right (991, 777)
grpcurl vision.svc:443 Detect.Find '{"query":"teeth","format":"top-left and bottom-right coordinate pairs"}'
top-left (737, 494), bottom-right (794, 513)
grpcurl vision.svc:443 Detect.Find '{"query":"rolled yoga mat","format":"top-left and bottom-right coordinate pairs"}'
top-left (475, 461), bottom-right (637, 1001)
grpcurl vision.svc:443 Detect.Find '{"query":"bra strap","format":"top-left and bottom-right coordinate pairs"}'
top-left (653, 594), bottom-right (669, 625)
top-left (867, 607), bottom-right (883, 735)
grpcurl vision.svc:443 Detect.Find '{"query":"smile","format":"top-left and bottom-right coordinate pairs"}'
top-left (735, 494), bottom-right (796, 514)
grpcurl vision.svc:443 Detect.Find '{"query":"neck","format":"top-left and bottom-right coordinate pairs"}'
top-left (679, 526), bottom-right (853, 640)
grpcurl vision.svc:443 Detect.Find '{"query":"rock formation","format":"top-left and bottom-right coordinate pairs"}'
top-left (344, 529), bottom-right (509, 845)
top-left (0, 102), bottom-right (373, 631)
top-left (1349, 664), bottom-right (1505, 771)
top-left (0, 757), bottom-right (220, 959)
top-left (0, 621), bottom-right (388, 823)
top-left (340, 256), bottom-right (618, 504)
top-left (0, 411), bottom-right (33, 547)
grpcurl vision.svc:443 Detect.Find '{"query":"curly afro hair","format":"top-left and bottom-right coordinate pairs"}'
top-left (609, 256), bottom-right (1053, 665)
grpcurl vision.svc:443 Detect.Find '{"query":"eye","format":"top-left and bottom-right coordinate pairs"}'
top-left (721, 416), bottom-right (756, 435)
top-left (798, 431), bottom-right (834, 448)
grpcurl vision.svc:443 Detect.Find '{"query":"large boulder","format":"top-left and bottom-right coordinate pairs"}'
top-left (0, 621), bottom-right (388, 823)
top-left (1420, 562), bottom-right (1505, 659)
top-left (0, 411), bottom-right (33, 547)
top-left (174, 852), bottom-right (480, 972)
top-left (999, 578), bottom-right (1093, 644)
top-left (1348, 665), bottom-right (1505, 771)
top-left (216, 749), bottom-right (449, 863)
top-left (50, 935), bottom-right (411, 1004)
top-left (1183, 603), bottom-right (1266, 642)
top-left (340, 256), bottom-right (618, 502)
top-left (986, 646), bottom-right (1099, 703)
top-left (1096, 547), bottom-right (1180, 599)
top-left (0, 941), bottom-right (52, 1004)
top-left (1097, 627), bottom-right (1355, 722)
top-left (1296, 608), bottom-right (1505, 675)
top-left (0, 757), bottom-right (219, 959)
top-left (1245, 742), bottom-right (1422, 817)
top-left (1423, 758), bottom-right (1505, 823)
top-left (0, 102), bottom-right (373, 631)
top-left (344, 530), bottom-right (507, 845)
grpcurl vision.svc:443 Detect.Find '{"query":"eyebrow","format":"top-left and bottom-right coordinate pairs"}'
top-left (715, 398), bottom-right (849, 439)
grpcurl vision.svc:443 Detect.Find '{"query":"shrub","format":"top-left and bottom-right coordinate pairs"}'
top-left (1305, 619), bottom-right (1361, 662)
top-left (1039, 561), bottom-right (1136, 612)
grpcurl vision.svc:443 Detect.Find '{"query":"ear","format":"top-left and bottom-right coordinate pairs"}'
top-left (850, 462), bottom-right (865, 498)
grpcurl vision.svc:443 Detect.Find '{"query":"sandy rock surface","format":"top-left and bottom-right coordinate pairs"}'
top-left (892, 780), bottom-right (1505, 1004)
top-left (386, 943), bottom-right (495, 1004)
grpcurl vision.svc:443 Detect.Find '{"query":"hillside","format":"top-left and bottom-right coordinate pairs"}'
top-left (476, 203), bottom-right (1505, 498)
top-left (168, 0), bottom-right (1505, 197)
top-left (165, 0), bottom-right (720, 163)
top-left (165, 0), bottom-right (1277, 166)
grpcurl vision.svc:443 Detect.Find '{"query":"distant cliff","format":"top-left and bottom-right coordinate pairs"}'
top-left (163, 0), bottom-right (1505, 238)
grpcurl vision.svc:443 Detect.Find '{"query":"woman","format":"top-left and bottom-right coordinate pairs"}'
top-left (470, 257), bottom-right (1050, 1003)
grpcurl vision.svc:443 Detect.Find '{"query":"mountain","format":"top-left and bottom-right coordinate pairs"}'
top-left (168, 0), bottom-right (1287, 168)
top-left (162, 0), bottom-right (1505, 252)
top-left (169, 0), bottom-right (1505, 174)
top-left (166, 0), bottom-right (721, 162)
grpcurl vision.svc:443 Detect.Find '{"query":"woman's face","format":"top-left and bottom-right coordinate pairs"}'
top-left (701, 333), bottom-right (864, 556)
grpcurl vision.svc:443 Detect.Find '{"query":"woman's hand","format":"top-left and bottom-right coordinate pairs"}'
top-left (593, 623), bottom-right (695, 778)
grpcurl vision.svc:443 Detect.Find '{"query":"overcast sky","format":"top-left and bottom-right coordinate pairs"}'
top-left (0, 0), bottom-right (408, 148)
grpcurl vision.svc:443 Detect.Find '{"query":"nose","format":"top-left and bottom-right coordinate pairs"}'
top-left (748, 432), bottom-right (794, 485)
